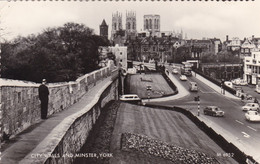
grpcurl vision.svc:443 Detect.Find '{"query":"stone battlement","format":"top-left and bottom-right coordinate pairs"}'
top-left (0, 64), bottom-right (117, 140)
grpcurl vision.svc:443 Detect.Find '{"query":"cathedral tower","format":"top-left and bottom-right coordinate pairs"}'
top-left (125, 11), bottom-right (137, 37)
top-left (99, 19), bottom-right (108, 39)
top-left (111, 11), bottom-right (122, 40)
top-left (143, 15), bottom-right (160, 37)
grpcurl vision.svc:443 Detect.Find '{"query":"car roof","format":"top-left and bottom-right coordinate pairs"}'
top-left (206, 106), bottom-right (218, 108)
top-left (245, 103), bottom-right (258, 105)
top-left (121, 94), bottom-right (138, 97)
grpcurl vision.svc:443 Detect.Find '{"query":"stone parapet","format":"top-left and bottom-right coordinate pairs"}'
top-left (20, 77), bottom-right (118, 164)
top-left (0, 66), bottom-right (114, 140)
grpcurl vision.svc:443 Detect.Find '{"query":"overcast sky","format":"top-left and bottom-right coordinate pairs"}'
top-left (1, 1), bottom-right (260, 42)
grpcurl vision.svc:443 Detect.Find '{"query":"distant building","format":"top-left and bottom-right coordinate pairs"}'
top-left (244, 50), bottom-right (260, 85)
top-left (143, 15), bottom-right (160, 37)
top-left (109, 44), bottom-right (128, 69)
top-left (241, 38), bottom-right (256, 58)
top-left (111, 12), bottom-right (123, 40)
top-left (209, 38), bottom-right (222, 55)
top-left (200, 63), bottom-right (243, 80)
top-left (125, 35), bottom-right (181, 63)
top-left (225, 36), bottom-right (241, 57)
top-left (251, 36), bottom-right (260, 46)
top-left (98, 45), bottom-right (128, 69)
top-left (112, 29), bottom-right (126, 46)
top-left (125, 11), bottom-right (137, 38)
top-left (99, 19), bottom-right (108, 39)
top-left (186, 39), bottom-right (215, 54)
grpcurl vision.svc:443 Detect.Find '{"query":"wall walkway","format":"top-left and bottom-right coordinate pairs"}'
top-left (1, 71), bottom-right (118, 164)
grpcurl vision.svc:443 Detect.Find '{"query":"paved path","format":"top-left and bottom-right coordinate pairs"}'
top-left (0, 77), bottom-right (113, 164)
top-left (192, 71), bottom-right (240, 100)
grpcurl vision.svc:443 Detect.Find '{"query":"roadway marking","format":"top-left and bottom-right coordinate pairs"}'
top-left (242, 132), bottom-right (250, 138)
top-left (235, 120), bottom-right (244, 125)
top-left (247, 126), bottom-right (257, 132)
top-left (200, 90), bottom-right (216, 94)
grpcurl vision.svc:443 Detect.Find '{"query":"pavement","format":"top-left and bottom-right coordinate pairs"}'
top-left (0, 77), bottom-right (113, 164)
top-left (192, 71), bottom-right (240, 100)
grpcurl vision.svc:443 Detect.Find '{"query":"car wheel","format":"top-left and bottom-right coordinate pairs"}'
top-left (213, 113), bottom-right (216, 117)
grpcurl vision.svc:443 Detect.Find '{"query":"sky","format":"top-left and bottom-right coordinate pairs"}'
top-left (0, 1), bottom-right (260, 42)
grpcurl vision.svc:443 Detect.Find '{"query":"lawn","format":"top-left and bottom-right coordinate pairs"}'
top-left (127, 73), bottom-right (175, 98)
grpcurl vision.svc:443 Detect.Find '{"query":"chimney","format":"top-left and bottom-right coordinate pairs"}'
top-left (161, 33), bottom-right (165, 37)
top-left (226, 35), bottom-right (229, 42)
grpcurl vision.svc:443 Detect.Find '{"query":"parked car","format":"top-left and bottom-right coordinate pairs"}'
top-left (231, 78), bottom-right (242, 85)
top-left (239, 80), bottom-right (248, 86)
top-left (224, 81), bottom-right (233, 88)
top-left (172, 69), bottom-right (178, 74)
top-left (243, 95), bottom-right (255, 103)
top-left (242, 103), bottom-right (260, 111)
top-left (203, 106), bottom-right (225, 117)
top-left (256, 84), bottom-right (260, 94)
top-left (245, 111), bottom-right (260, 122)
top-left (120, 94), bottom-right (141, 104)
top-left (180, 75), bottom-right (187, 81)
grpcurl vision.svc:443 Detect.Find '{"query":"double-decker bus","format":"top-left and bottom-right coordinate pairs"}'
top-left (181, 62), bottom-right (193, 76)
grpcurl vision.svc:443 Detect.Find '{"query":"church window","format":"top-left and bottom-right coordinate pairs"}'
top-left (133, 23), bottom-right (135, 30)
top-left (146, 19), bottom-right (149, 29)
top-left (149, 19), bottom-right (152, 29)
top-left (127, 22), bottom-right (131, 30)
top-left (114, 23), bottom-right (117, 30)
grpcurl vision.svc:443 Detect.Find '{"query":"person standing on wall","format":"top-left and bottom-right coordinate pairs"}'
top-left (38, 79), bottom-right (49, 119)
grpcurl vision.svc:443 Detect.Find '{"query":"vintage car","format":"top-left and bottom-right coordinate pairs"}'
top-left (245, 111), bottom-right (260, 122)
top-left (119, 94), bottom-right (141, 104)
top-left (180, 75), bottom-right (187, 81)
top-left (172, 69), bottom-right (178, 74)
top-left (203, 106), bottom-right (225, 117)
top-left (242, 103), bottom-right (260, 111)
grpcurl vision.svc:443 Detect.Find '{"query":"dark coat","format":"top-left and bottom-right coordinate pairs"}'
top-left (38, 84), bottom-right (49, 101)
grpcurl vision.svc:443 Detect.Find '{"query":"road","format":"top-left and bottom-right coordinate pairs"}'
top-left (127, 73), bottom-right (174, 98)
top-left (149, 68), bottom-right (260, 162)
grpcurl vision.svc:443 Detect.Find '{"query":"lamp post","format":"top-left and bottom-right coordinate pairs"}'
top-left (194, 96), bottom-right (200, 116)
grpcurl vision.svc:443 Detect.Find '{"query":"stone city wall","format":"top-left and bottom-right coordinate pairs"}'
top-left (20, 77), bottom-right (118, 164)
top-left (0, 66), bottom-right (114, 139)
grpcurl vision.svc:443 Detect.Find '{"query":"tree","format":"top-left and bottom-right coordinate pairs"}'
top-left (1, 22), bottom-right (110, 83)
